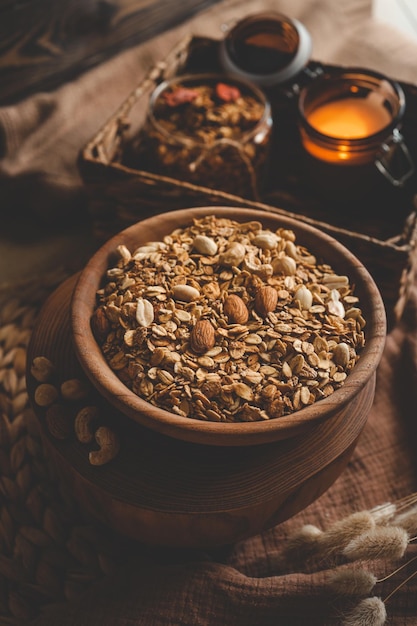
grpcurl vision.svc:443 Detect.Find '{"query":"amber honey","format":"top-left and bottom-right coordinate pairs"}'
top-left (298, 69), bottom-right (414, 185)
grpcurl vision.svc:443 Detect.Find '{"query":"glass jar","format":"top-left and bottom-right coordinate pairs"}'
top-left (130, 73), bottom-right (273, 199)
top-left (298, 68), bottom-right (414, 188)
top-left (219, 12), bottom-right (312, 89)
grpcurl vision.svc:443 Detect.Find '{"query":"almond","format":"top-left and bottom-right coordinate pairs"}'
top-left (254, 286), bottom-right (278, 317)
top-left (223, 294), bottom-right (249, 324)
top-left (91, 307), bottom-right (110, 342)
top-left (190, 320), bottom-right (216, 354)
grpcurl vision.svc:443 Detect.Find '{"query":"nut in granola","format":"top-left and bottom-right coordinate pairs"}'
top-left (190, 320), bottom-right (216, 354)
top-left (254, 285), bottom-right (278, 317)
top-left (223, 294), bottom-right (249, 324)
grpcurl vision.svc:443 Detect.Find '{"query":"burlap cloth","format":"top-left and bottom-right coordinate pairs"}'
top-left (1, 1), bottom-right (417, 624)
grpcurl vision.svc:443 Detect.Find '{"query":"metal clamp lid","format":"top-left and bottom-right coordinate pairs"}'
top-left (219, 12), bottom-right (312, 87)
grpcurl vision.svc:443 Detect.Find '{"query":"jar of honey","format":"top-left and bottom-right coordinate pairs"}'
top-left (298, 68), bottom-right (414, 188)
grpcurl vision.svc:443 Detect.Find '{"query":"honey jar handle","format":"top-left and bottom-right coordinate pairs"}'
top-left (375, 128), bottom-right (415, 187)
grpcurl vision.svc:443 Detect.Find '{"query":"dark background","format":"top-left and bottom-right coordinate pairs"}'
top-left (0, 0), bottom-right (222, 105)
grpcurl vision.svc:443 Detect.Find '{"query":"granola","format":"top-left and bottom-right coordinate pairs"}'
top-left (129, 74), bottom-right (272, 199)
top-left (91, 216), bottom-right (366, 423)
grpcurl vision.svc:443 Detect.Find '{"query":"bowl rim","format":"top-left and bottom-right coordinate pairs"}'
top-left (71, 206), bottom-right (387, 446)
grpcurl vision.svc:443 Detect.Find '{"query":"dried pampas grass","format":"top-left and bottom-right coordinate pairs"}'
top-left (280, 524), bottom-right (323, 565)
top-left (391, 505), bottom-right (417, 536)
top-left (283, 493), bottom-right (417, 568)
top-left (315, 511), bottom-right (376, 557)
top-left (343, 526), bottom-right (409, 561)
top-left (341, 597), bottom-right (386, 626)
top-left (281, 491), bottom-right (417, 625)
top-left (327, 568), bottom-right (377, 596)
top-left (370, 493), bottom-right (417, 526)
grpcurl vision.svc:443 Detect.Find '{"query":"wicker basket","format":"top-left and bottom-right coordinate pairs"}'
top-left (79, 34), bottom-right (417, 330)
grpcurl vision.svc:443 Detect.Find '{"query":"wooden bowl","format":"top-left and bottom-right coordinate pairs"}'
top-left (71, 206), bottom-right (386, 447)
top-left (26, 206), bottom-right (387, 548)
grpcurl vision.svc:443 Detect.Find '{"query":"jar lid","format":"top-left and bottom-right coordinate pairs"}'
top-left (219, 12), bottom-right (312, 87)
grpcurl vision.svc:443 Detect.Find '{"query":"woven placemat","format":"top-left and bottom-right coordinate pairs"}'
top-left (0, 270), bottom-right (134, 624)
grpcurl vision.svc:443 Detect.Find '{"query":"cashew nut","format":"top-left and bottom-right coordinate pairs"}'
top-left (116, 244), bottom-right (132, 264)
top-left (74, 405), bottom-right (99, 443)
top-left (89, 426), bottom-right (120, 466)
top-left (242, 255), bottom-right (273, 279)
top-left (218, 242), bottom-right (246, 267)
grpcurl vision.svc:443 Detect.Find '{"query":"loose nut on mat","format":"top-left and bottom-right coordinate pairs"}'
top-left (34, 383), bottom-right (59, 407)
top-left (30, 356), bottom-right (55, 383)
top-left (89, 426), bottom-right (120, 466)
top-left (60, 378), bottom-right (89, 402)
top-left (74, 405), bottom-right (99, 443)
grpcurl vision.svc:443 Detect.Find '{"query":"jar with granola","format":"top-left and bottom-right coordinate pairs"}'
top-left (130, 73), bottom-right (273, 199)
